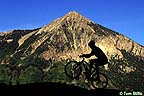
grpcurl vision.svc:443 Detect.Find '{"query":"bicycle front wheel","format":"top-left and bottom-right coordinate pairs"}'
top-left (91, 72), bottom-right (108, 89)
top-left (65, 61), bottom-right (82, 79)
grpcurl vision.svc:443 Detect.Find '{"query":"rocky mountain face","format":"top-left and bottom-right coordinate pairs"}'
top-left (0, 11), bottom-right (144, 91)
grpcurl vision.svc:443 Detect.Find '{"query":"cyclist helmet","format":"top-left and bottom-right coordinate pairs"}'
top-left (88, 40), bottom-right (95, 47)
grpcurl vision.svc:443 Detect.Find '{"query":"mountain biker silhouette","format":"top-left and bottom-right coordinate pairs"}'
top-left (79, 40), bottom-right (108, 80)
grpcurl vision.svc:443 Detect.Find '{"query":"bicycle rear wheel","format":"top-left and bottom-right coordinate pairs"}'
top-left (91, 72), bottom-right (108, 89)
top-left (65, 61), bottom-right (82, 79)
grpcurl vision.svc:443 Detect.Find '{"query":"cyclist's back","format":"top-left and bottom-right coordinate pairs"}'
top-left (90, 45), bottom-right (108, 65)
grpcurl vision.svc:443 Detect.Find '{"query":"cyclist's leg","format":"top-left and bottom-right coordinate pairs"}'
top-left (95, 64), bottom-right (100, 79)
top-left (96, 60), bottom-right (107, 80)
top-left (90, 59), bottom-right (101, 80)
top-left (89, 59), bottom-right (97, 73)
top-left (90, 59), bottom-right (100, 78)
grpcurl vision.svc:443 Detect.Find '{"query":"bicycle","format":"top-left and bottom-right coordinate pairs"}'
top-left (64, 57), bottom-right (108, 89)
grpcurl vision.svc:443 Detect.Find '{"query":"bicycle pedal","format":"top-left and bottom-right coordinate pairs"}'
top-left (92, 77), bottom-right (101, 82)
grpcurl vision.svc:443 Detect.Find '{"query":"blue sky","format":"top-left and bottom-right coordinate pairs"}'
top-left (0, 0), bottom-right (144, 46)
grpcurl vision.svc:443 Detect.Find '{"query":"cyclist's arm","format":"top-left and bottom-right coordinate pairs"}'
top-left (81, 51), bottom-right (94, 58)
top-left (82, 54), bottom-right (91, 58)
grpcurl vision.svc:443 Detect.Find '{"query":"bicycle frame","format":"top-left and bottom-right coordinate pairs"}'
top-left (79, 57), bottom-right (90, 73)
top-left (79, 57), bottom-right (99, 76)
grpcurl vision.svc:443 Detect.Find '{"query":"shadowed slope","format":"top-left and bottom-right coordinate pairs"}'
top-left (0, 82), bottom-right (121, 96)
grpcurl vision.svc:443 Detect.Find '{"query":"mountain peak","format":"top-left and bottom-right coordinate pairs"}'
top-left (40, 11), bottom-right (92, 33)
top-left (62, 11), bottom-right (91, 22)
top-left (67, 11), bottom-right (81, 16)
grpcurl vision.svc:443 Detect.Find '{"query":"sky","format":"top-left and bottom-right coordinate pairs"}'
top-left (0, 0), bottom-right (144, 46)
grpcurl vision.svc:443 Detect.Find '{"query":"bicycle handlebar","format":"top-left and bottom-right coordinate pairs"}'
top-left (78, 55), bottom-right (85, 61)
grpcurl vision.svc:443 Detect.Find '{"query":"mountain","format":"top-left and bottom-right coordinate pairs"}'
top-left (0, 11), bottom-right (144, 91)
